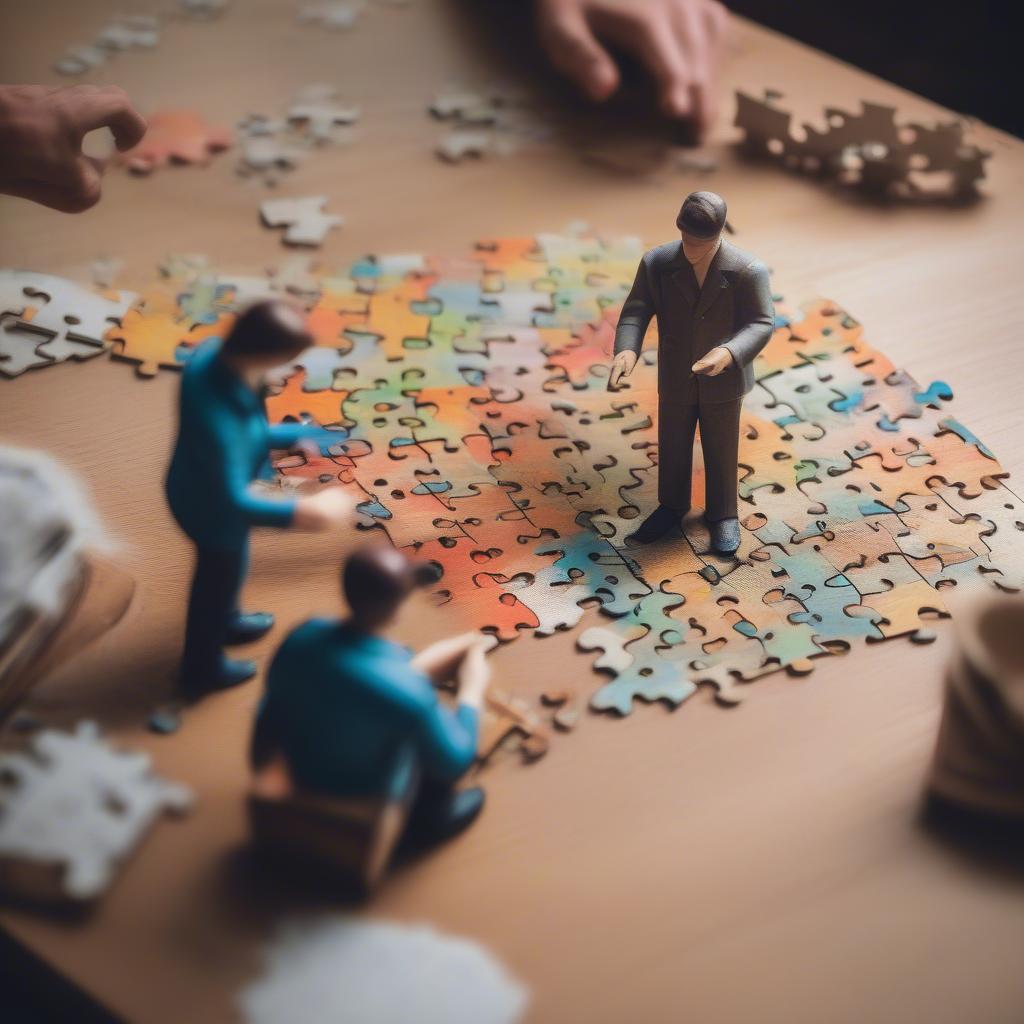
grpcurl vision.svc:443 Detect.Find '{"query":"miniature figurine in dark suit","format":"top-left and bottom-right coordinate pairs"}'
top-left (608, 191), bottom-right (774, 553)
top-left (251, 545), bottom-right (493, 846)
top-left (166, 300), bottom-right (354, 697)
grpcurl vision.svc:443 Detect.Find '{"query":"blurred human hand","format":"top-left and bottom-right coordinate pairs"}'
top-left (535, 0), bottom-right (728, 134)
top-left (293, 486), bottom-right (357, 530)
top-left (456, 637), bottom-right (493, 710)
top-left (0, 85), bottom-right (146, 212)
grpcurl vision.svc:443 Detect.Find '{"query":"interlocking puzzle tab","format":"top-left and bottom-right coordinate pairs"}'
top-left (734, 91), bottom-right (990, 199)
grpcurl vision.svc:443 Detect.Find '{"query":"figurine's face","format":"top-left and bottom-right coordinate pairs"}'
top-left (680, 230), bottom-right (721, 264)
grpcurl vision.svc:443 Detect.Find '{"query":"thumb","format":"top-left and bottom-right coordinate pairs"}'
top-left (539, 8), bottom-right (620, 102)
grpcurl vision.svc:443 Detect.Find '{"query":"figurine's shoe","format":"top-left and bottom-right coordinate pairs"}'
top-left (181, 656), bottom-right (257, 698)
top-left (628, 504), bottom-right (686, 545)
top-left (707, 516), bottom-right (741, 555)
top-left (225, 611), bottom-right (275, 645)
top-left (402, 786), bottom-right (486, 850)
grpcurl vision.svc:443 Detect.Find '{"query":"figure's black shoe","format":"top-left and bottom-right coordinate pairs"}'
top-left (225, 611), bottom-right (275, 645)
top-left (628, 504), bottom-right (686, 545)
top-left (707, 516), bottom-right (741, 554)
top-left (181, 656), bottom-right (257, 699)
top-left (402, 786), bottom-right (486, 850)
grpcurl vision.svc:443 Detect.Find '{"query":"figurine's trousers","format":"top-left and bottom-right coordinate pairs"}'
top-left (658, 398), bottom-right (741, 520)
top-left (180, 541), bottom-right (248, 686)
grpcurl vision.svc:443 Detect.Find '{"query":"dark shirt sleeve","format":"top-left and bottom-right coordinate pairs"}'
top-left (613, 257), bottom-right (656, 358)
top-left (412, 697), bottom-right (479, 783)
top-left (722, 259), bottom-right (775, 369)
top-left (187, 385), bottom-right (297, 529)
top-left (266, 421), bottom-right (322, 450)
top-left (383, 665), bottom-right (479, 783)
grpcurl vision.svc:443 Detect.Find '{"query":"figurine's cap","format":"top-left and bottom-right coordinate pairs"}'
top-left (676, 191), bottom-right (727, 239)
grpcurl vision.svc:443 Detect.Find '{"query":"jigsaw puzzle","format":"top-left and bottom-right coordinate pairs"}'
top-left (260, 196), bottom-right (344, 246)
top-left (0, 721), bottom-right (193, 903)
top-left (0, 271), bottom-right (136, 376)
top-left (54, 14), bottom-right (160, 76)
top-left (260, 232), bottom-right (1022, 716)
top-left (236, 85), bottom-right (359, 184)
top-left (2, 233), bottom-right (1022, 730)
top-left (119, 110), bottom-right (233, 174)
top-left (430, 85), bottom-right (551, 163)
top-left (298, 2), bottom-right (366, 30)
top-left (734, 91), bottom-right (990, 199)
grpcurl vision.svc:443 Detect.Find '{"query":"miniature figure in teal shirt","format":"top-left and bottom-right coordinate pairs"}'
top-left (252, 546), bottom-right (493, 846)
top-left (166, 300), bottom-right (354, 697)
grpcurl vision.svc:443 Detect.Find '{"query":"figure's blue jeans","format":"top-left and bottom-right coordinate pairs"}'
top-left (180, 540), bottom-right (248, 687)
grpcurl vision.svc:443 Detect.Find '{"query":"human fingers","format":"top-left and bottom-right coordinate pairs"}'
top-left (600, 3), bottom-right (693, 119)
top-left (537, 0), bottom-right (620, 102)
top-left (60, 85), bottom-right (147, 150)
top-left (671, 0), bottom-right (722, 134)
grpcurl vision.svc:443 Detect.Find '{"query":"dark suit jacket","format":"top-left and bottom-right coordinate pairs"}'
top-left (613, 239), bottom-right (775, 405)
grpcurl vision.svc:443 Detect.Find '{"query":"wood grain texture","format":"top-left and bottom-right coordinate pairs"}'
top-left (1, 2), bottom-right (1022, 1022)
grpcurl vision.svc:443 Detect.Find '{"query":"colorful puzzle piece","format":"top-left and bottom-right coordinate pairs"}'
top-left (118, 110), bottom-right (232, 173)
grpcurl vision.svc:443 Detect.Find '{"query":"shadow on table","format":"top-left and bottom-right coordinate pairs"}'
top-left (216, 835), bottom-right (443, 917)
top-left (919, 795), bottom-right (1024, 882)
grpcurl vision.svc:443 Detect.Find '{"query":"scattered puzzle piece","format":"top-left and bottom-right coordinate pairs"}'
top-left (119, 110), bottom-right (232, 174)
top-left (260, 196), bottom-right (344, 246)
top-left (0, 721), bottom-right (193, 903)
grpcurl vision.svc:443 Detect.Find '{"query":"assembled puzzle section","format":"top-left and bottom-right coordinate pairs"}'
top-left (261, 232), bottom-right (1022, 719)
top-left (2, 234), bottom-right (1022, 730)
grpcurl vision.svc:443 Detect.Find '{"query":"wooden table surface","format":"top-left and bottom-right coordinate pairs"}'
top-left (1, 2), bottom-right (1023, 1022)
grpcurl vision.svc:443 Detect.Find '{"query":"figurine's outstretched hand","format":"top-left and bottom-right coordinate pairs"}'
top-left (455, 637), bottom-right (493, 712)
top-left (692, 345), bottom-right (733, 376)
top-left (293, 486), bottom-right (357, 530)
top-left (535, 0), bottom-right (728, 135)
top-left (0, 85), bottom-right (146, 212)
top-left (607, 350), bottom-right (638, 390)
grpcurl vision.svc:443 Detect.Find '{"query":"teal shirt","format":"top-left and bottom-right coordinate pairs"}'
top-left (165, 340), bottom-right (313, 550)
top-left (257, 619), bottom-right (480, 797)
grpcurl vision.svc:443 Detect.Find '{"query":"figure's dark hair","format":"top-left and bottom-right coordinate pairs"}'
top-left (342, 545), bottom-right (437, 621)
top-left (676, 191), bottom-right (727, 238)
top-left (221, 299), bottom-right (312, 360)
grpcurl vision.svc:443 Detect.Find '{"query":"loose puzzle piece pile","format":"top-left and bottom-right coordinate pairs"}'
top-left (237, 85), bottom-right (360, 185)
top-left (2, 233), bottom-right (1022, 735)
top-left (430, 85), bottom-right (552, 163)
top-left (54, 13), bottom-right (160, 76)
top-left (734, 91), bottom-right (990, 199)
top-left (0, 721), bottom-right (193, 903)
